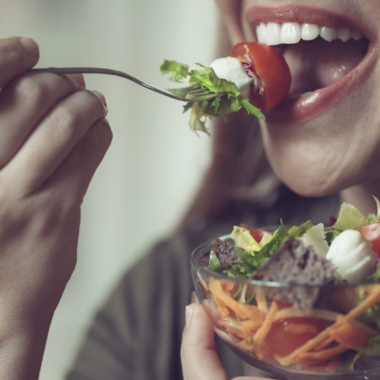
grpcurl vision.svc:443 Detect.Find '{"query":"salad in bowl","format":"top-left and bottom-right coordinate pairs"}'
top-left (190, 198), bottom-right (380, 379)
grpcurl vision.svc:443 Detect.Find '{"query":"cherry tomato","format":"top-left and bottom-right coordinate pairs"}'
top-left (231, 42), bottom-right (291, 113)
top-left (358, 222), bottom-right (380, 257)
top-left (265, 317), bottom-right (329, 357)
top-left (240, 223), bottom-right (274, 243)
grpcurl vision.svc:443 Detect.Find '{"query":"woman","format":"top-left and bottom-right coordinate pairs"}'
top-left (181, 0), bottom-right (380, 379)
top-left (0, 1), bottom-right (378, 380)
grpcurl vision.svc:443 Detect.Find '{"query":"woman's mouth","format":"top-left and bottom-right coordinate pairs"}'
top-left (245, 6), bottom-right (377, 126)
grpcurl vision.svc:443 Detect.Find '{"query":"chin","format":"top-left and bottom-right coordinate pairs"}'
top-left (262, 118), bottom-right (380, 197)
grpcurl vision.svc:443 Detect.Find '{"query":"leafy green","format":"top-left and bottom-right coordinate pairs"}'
top-left (160, 60), bottom-right (189, 82)
top-left (334, 202), bottom-right (367, 230)
top-left (220, 222), bottom-right (289, 278)
top-left (367, 213), bottom-right (379, 224)
top-left (235, 246), bottom-right (261, 273)
top-left (324, 226), bottom-right (343, 245)
top-left (365, 196), bottom-right (380, 223)
top-left (288, 220), bottom-right (313, 238)
top-left (375, 196), bottom-right (380, 219)
top-left (246, 291), bottom-right (256, 304)
top-left (352, 335), bottom-right (380, 366)
top-left (209, 220), bottom-right (330, 278)
top-left (365, 303), bottom-right (380, 329)
top-left (186, 65), bottom-right (264, 129)
top-left (230, 226), bottom-right (261, 253)
top-left (258, 221), bottom-right (289, 258)
top-left (160, 60), bottom-right (265, 134)
top-left (208, 251), bottom-right (222, 272)
top-left (233, 285), bottom-right (242, 299)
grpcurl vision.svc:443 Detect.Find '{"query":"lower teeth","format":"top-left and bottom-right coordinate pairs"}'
top-left (300, 91), bottom-right (313, 98)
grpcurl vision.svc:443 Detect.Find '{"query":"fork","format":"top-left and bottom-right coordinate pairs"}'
top-left (30, 67), bottom-right (225, 102)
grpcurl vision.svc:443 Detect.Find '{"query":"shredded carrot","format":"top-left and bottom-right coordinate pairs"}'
top-left (278, 326), bottom-right (336, 366)
top-left (214, 297), bottom-right (231, 318)
top-left (241, 319), bottom-right (263, 337)
top-left (343, 285), bottom-right (380, 322)
top-left (253, 300), bottom-right (278, 356)
top-left (219, 321), bottom-right (245, 339)
top-left (209, 279), bottom-right (263, 321)
top-left (279, 285), bottom-right (380, 366)
top-left (296, 344), bottom-right (349, 366)
top-left (330, 320), bottom-right (370, 349)
top-left (273, 353), bottom-right (283, 364)
top-left (255, 291), bottom-right (268, 313)
top-left (314, 336), bottom-right (335, 351)
top-left (221, 281), bottom-right (235, 292)
top-left (325, 356), bottom-right (341, 373)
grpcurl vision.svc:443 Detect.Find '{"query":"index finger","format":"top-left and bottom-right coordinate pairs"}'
top-left (0, 37), bottom-right (39, 88)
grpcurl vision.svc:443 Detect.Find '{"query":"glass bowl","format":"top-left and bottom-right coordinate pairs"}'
top-left (191, 235), bottom-right (380, 380)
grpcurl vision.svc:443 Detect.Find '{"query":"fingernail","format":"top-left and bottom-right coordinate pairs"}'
top-left (19, 37), bottom-right (39, 58)
top-left (91, 90), bottom-right (108, 118)
top-left (185, 306), bottom-right (193, 328)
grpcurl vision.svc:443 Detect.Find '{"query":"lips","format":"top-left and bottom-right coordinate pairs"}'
top-left (245, 5), bottom-right (378, 126)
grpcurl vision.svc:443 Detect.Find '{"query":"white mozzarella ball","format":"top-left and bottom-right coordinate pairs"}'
top-left (209, 57), bottom-right (252, 97)
top-left (301, 223), bottom-right (329, 257)
top-left (326, 230), bottom-right (376, 284)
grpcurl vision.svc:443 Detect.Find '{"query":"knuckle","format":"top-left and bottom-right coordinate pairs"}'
top-left (13, 73), bottom-right (77, 109)
top-left (14, 76), bottom-right (48, 106)
top-left (52, 107), bottom-right (78, 138)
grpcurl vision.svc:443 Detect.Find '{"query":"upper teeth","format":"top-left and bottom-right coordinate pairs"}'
top-left (256, 22), bottom-right (363, 45)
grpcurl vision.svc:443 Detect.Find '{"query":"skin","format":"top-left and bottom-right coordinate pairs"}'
top-left (0, 37), bottom-right (112, 378)
top-left (181, 0), bottom-right (380, 379)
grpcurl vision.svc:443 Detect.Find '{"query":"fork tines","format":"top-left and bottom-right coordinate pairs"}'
top-left (168, 85), bottom-right (224, 101)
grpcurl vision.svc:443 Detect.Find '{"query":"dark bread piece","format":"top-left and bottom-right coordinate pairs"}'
top-left (212, 238), bottom-right (240, 270)
top-left (252, 236), bottom-right (335, 310)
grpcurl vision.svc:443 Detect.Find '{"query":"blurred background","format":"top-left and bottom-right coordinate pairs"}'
top-left (0, 0), bottom-right (220, 378)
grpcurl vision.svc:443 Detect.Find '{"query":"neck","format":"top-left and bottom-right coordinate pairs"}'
top-left (340, 180), bottom-right (380, 216)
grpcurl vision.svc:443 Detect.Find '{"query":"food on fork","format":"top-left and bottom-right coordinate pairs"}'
top-left (160, 42), bottom-right (291, 134)
top-left (201, 197), bottom-right (380, 374)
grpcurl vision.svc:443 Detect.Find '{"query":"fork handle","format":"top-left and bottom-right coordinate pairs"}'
top-left (29, 67), bottom-right (191, 102)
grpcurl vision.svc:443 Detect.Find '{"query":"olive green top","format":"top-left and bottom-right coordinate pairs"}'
top-left (66, 188), bottom-right (339, 380)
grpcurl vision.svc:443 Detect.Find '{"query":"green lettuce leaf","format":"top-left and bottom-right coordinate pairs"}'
top-left (324, 226), bottom-right (343, 245)
top-left (208, 250), bottom-right (222, 272)
top-left (235, 246), bottom-right (268, 270)
top-left (334, 202), bottom-right (367, 230)
top-left (288, 220), bottom-right (313, 238)
top-left (160, 60), bottom-right (189, 82)
top-left (352, 335), bottom-right (380, 367)
top-left (161, 60), bottom-right (265, 134)
top-left (224, 222), bottom-right (289, 278)
top-left (367, 213), bottom-right (379, 224)
top-left (185, 65), bottom-right (264, 132)
top-left (370, 196), bottom-right (380, 223)
top-left (257, 221), bottom-right (289, 258)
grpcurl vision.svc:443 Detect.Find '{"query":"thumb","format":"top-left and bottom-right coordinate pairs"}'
top-left (181, 303), bottom-right (229, 380)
